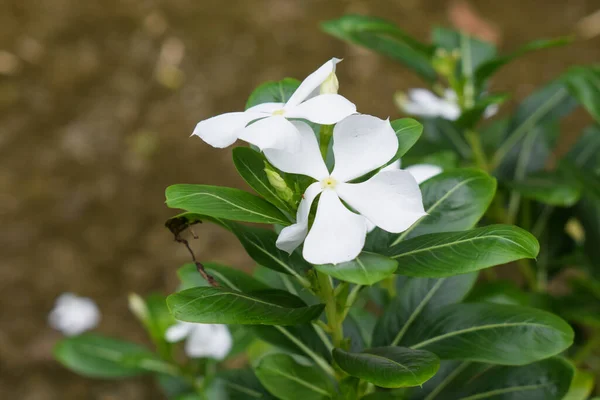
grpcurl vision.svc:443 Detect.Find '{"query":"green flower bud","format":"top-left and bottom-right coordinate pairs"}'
top-left (264, 165), bottom-right (295, 204)
top-left (432, 47), bottom-right (460, 78)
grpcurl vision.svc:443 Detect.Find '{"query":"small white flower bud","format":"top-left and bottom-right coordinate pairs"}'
top-left (320, 71), bottom-right (339, 95)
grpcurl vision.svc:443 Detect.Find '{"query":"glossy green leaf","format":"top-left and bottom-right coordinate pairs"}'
top-left (216, 368), bottom-right (277, 400)
top-left (464, 280), bottom-right (530, 306)
top-left (54, 334), bottom-right (176, 378)
top-left (254, 353), bottom-right (336, 400)
top-left (314, 252), bottom-right (398, 285)
top-left (321, 15), bottom-right (436, 82)
top-left (373, 274), bottom-right (478, 347)
top-left (474, 37), bottom-right (572, 87)
top-left (333, 347), bottom-right (439, 389)
top-left (366, 169), bottom-right (496, 253)
top-left (389, 225), bottom-right (539, 277)
top-left (165, 184), bottom-right (289, 225)
top-left (167, 286), bottom-right (324, 326)
top-left (507, 171), bottom-right (582, 207)
top-left (245, 78), bottom-right (300, 109)
top-left (562, 65), bottom-right (600, 123)
top-left (406, 303), bottom-right (574, 365)
top-left (492, 80), bottom-right (577, 169)
top-left (252, 324), bottom-right (332, 363)
top-left (392, 118), bottom-right (423, 161)
top-left (177, 262), bottom-right (270, 292)
top-left (409, 358), bottom-right (573, 400)
top-left (233, 147), bottom-right (294, 213)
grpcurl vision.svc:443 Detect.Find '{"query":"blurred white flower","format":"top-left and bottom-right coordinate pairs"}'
top-left (398, 89), bottom-right (498, 121)
top-left (265, 114), bottom-right (426, 265)
top-left (192, 58), bottom-right (356, 152)
top-left (48, 293), bottom-right (101, 336)
top-left (165, 322), bottom-right (232, 360)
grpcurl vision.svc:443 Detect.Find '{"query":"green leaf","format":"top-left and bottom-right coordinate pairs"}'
top-left (177, 262), bottom-right (270, 292)
top-left (373, 274), bottom-right (478, 347)
top-left (562, 65), bottom-right (600, 123)
top-left (252, 324), bottom-right (332, 363)
top-left (507, 171), bottom-right (582, 207)
top-left (406, 303), bottom-right (574, 365)
top-left (492, 80), bottom-right (577, 169)
top-left (389, 225), bottom-right (539, 277)
top-left (456, 93), bottom-right (509, 128)
top-left (233, 147), bottom-right (294, 213)
top-left (321, 15), bottom-right (436, 82)
top-left (245, 78), bottom-right (300, 109)
top-left (420, 118), bottom-right (472, 159)
top-left (563, 368), bottom-right (595, 400)
top-left (167, 286), bottom-right (324, 326)
top-left (54, 334), bottom-right (176, 378)
top-left (409, 358), bottom-right (573, 400)
top-left (333, 347), bottom-right (439, 389)
top-left (254, 353), bottom-right (336, 400)
top-left (216, 368), bottom-right (277, 400)
top-left (474, 37), bottom-right (573, 87)
top-left (566, 124), bottom-right (600, 171)
top-left (165, 184), bottom-right (289, 225)
top-left (392, 118), bottom-right (423, 160)
top-left (366, 169), bottom-right (496, 252)
top-left (464, 280), bottom-right (530, 306)
top-left (314, 252), bottom-right (398, 285)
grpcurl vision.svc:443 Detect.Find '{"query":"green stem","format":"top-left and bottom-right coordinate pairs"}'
top-left (319, 125), bottom-right (334, 160)
top-left (316, 271), bottom-right (344, 348)
top-left (465, 130), bottom-right (489, 172)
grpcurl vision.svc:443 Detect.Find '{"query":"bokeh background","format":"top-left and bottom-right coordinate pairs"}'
top-left (1, 0), bottom-right (599, 398)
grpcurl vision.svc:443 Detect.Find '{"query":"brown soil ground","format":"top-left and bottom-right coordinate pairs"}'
top-left (0, 0), bottom-right (598, 398)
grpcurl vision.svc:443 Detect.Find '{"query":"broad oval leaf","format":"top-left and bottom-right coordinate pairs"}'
top-left (333, 347), bottom-right (439, 389)
top-left (409, 358), bottom-right (573, 400)
top-left (245, 78), bottom-right (300, 109)
top-left (177, 262), bottom-right (270, 292)
top-left (216, 368), bottom-right (277, 400)
top-left (392, 118), bottom-right (423, 162)
top-left (407, 303), bottom-right (574, 365)
top-left (165, 184), bottom-right (289, 225)
top-left (252, 324), bottom-right (332, 363)
top-left (321, 15), bottom-right (436, 82)
top-left (233, 147), bottom-right (294, 214)
top-left (507, 171), bottom-right (581, 207)
top-left (373, 274), bottom-right (478, 347)
top-left (167, 287), bottom-right (324, 326)
top-left (54, 334), bottom-right (175, 378)
top-left (314, 252), bottom-right (398, 285)
top-left (390, 225), bottom-right (539, 277)
top-left (254, 353), bottom-right (335, 400)
top-left (388, 169), bottom-right (497, 247)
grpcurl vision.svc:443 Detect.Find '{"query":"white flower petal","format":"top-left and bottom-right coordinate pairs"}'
top-left (192, 112), bottom-right (263, 148)
top-left (336, 170), bottom-right (426, 234)
top-left (165, 321), bottom-right (194, 343)
top-left (48, 293), bottom-right (101, 336)
top-left (286, 94), bottom-right (356, 125)
top-left (276, 182), bottom-right (322, 253)
top-left (331, 115), bottom-right (398, 182)
top-left (285, 58), bottom-right (341, 107)
top-left (238, 115), bottom-right (301, 151)
top-left (484, 103), bottom-right (499, 118)
top-left (437, 100), bottom-right (461, 121)
top-left (185, 324), bottom-right (232, 360)
top-left (409, 89), bottom-right (441, 108)
top-left (303, 190), bottom-right (367, 264)
top-left (246, 102), bottom-right (285, 114)
top-left (264, 121), bottom-right (328, 180)
top-left (405, 164), bottom-right (443, 184)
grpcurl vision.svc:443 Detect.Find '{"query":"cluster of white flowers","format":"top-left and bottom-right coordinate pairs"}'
top-left (193, 59), bottom-right (446, 265)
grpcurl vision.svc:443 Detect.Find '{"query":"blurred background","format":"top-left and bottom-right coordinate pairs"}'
top-left (0, 0), bottom-right (598, 398)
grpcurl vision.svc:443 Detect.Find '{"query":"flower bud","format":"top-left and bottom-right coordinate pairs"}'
top-left (432, 48), bottom-right (460, 78)
top-left (264, 164), bottom-right (294, 204)
top-left (320, 71), bottom-right (339, 95)
top-left (128, 292), bottom-right (149, 325)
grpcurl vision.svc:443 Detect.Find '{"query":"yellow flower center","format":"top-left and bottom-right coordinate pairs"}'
top-left (272, 109), bottom-right (286, 116)
top-left (321, 177), bottom-right (338, 190)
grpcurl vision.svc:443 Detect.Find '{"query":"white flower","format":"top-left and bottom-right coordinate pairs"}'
top-left (165, 322), bottom-right (232, 360)
top-left (264, 114), bottom-right (426, 265)
top-left (398, 89), bottom-right (498, 121)
top-left (192, 58), bottom-right (356, 152)
top-left (48, 293), bottom-right (101, 336)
